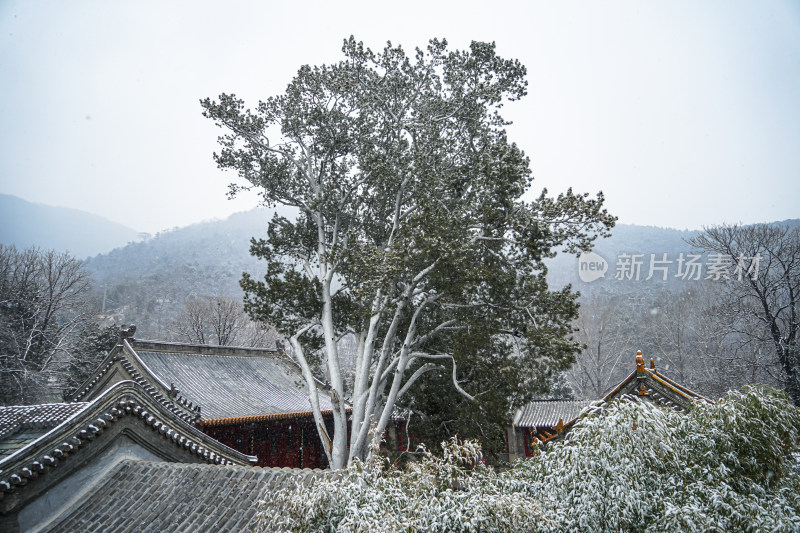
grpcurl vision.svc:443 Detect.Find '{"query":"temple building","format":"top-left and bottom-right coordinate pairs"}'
top-left (507, 350), bottom-right (711, 460)
top-left (68, 330), bottom-right (340, 469)
top-left (1, 337), bottom-right (714, 530)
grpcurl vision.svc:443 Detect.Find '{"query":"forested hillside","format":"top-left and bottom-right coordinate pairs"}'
top-left (84, 208), bottom-right (272, 338)
top-left (85, 215), bottom-right (707, 337)
top-left (546, 223), bottom-right (702, 290)
top-left (549, 219), bottom-right (800, 290)
top-left (560, 219), bottom-right (800, 402)
top-left (78, 210), bottom-right (800, 403)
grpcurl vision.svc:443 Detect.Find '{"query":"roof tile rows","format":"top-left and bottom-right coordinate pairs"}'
top-left (136, 349), bottom-right (333, 420)
top-left (42, 460), bottom-right (319, 532)
top-left (513, 400), bottom-right (594, 428)
top-left (0, 403), bottom-right (89, 440)
top-left (0, 381), bottom-right (257, 506)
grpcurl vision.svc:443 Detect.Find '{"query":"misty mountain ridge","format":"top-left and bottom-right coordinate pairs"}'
top-left (0, 194), bottom-right (140, 258)
top-left (4, 194), bottom-right (796, 338)
top-left (83, 205), bottom-right (798, 338)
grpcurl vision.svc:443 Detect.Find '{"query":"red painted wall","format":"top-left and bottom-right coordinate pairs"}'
top-left (203, 415), bottom-right (329, 469)
top-left (203, 417), bottom-right (408, 468)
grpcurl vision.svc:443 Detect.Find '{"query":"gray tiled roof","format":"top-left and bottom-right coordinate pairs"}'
top-left (513, 399), bottom-right (594, 428)
top-left (0, 402), bottom-right (89, 440)
top-left (42, 459), bottom-right (319, 532)
top-left (135, 350), bottom-right (333, 420)
top-left (0, 381), bottom-right (256, 510)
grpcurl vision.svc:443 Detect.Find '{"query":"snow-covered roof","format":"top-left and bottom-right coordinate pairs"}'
top-left (513, 400), bottom-right (593, 428)
top-left (39, 460), bottom-right (320, 532)
top-left (70, 338), bottom-right (337, 426)
top-left (516, 351), bottom-right (712, 445)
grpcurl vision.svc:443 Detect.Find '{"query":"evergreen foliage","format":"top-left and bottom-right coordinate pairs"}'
top-left (202, 37), bottom-right (614, 467)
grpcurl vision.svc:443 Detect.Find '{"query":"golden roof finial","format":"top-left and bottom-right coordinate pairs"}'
top-left (650, 358), bottom-right (656, 370)
top-left (636, 350), bottom-right (645, 373)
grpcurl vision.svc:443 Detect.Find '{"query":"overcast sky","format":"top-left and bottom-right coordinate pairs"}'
top-left (1, 1), bottom-right (798, 234)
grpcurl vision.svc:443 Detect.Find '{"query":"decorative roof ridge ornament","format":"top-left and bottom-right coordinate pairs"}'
top-left (119, 324), bottom-right (136, 342)
top-left (68, 342), bottom-right (201, 425)
top-left (636, 350), bottom-right (647, 378)
top-left (128, 339), bottom-right (280, 357)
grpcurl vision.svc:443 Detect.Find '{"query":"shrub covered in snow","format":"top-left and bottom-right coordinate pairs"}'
top-left (257, 437), bottom-right (553, 533)
top-left (256, 387), bottom-right (800, 533)
top-left (519, 386), bottom-right (800, 532)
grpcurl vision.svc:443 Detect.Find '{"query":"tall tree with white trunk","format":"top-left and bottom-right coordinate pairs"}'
top-left (202, 37), bottom-right (614, 468)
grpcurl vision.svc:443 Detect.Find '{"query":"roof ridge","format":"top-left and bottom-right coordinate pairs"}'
top-left (0, 381), bottom-right (257, 503)
top-left (131, 339), bottom-right (280, 357)
top-left (1, 402), bottom-right (89, 409)
top-left (527, 398), bottom-right (591, 403)
top-left (118, 458), bottom-right (326, 473)
top-left (650, 370), bottom-right (710, 401)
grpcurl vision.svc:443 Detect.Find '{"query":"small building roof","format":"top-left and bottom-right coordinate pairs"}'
top-left (513, 400), bottom-right (594, 429)
top-left (601, 351), bottom-right (710, 410)
top-left (0, 403), bottom-right (90, 459)
top-left (0, 403), bottom-right (90, 438)
top-left (514, 351), bottom-right (712, 445)
top-left (39, 460), bottom-right (320, 533)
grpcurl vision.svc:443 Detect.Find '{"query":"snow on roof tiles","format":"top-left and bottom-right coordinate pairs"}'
top-left (514, 399), bottom-right (594, 428)
top-left (0, 402), bottom-right (89, 440)
top-left (134, 348), bottom-right (333, 421)
top-left (41, 460), bottom-right (321, 533)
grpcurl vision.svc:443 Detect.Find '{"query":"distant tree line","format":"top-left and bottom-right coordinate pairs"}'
top-left (0, 244), bottom-right (278, 406)
top-left (171, 295), bottom-right (278, 348)
top-left (567, 223), bottom-right (800, 406)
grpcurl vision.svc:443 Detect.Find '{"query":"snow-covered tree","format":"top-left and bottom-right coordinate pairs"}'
top-left (689, 223), bottom-right (800, 405)
top-left (566, 289), bottom-right (632, 398)
top-left (202, 37), bottom-right (614, 468)
top-left (257, 435), bottom-right (554, 533)
top-left (0, 245), bottom-right (93, 404)
top-left (170, 295), bottom-right (276, 347)
top-left (521, 388), bottom-right (800, 532)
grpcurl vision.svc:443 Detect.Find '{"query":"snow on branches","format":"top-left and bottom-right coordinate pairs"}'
top-left (257, 387), bottom-right (800, 533)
